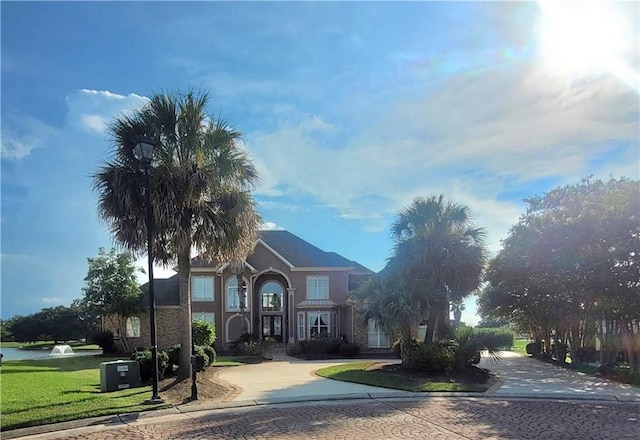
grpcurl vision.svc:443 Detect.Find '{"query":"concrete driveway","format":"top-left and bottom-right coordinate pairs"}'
top-left (479, 351), bottom-right (640, 401)
top-left (218, 357), bottom-right (406, 403)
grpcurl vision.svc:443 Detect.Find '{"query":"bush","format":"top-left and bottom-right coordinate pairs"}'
top-left (201, 345), bottom-right (216, 365)
top-left (167, 344), bottom-right (181, 373)
top-left (338, 343), bottom-right (360, 357)
top-left (90, 330), bottom-right (116, 353)
top-left (132, 349), bottom-right (169, 380)
top-left (473, 327), bottom-right (515, 350)
top-left (526, 342), bottom-right (541, 356)
top-left (326, 340), bottom-right (342, 355)
top-left (192, 320), bottom-right (216, 346)
top-left (574, 346), bottom-right (598, 364)
top-left (225, 333), bottom-right (272, 357)
top-left (405, 342), bottom-right (454, 372)
top-left (192, 345), bottom-right (209, 371)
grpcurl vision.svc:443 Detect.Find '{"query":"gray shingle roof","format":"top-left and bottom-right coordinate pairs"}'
top-left (256, 230), bottom-right (371, 272)
top-left (140, 274), bottom-right (180, 306)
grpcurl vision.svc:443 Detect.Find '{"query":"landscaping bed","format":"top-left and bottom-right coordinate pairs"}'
top-left (315, 361), bottom-right (496, 392)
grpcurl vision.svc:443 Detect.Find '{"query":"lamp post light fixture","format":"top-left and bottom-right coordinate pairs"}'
top-left (239, 280), bottom-right (248, 333)
top-left (133, 135), bottom-right (163, 404)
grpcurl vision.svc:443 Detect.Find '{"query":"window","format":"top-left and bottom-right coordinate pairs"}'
top-left (227, 277), bottom-right (248, 311)
top-left (298, 312), bottom-right (305, 340)
top-left (191, 276), bottom-right (214, 301)
top-left (418, 320), bottom-right (428, 341)
top-left (126, 317), bottom-right (140, 337)
top-left (192, 312), bottom-right (215, 325)
top-left (306, 275), bottom-right (329, 300)
top-left (308, 311), bottom-right (330, 338)
top-left (261, 281), bottom-right (283, 312)
top-left (368, 319), bottom-right (390, 348)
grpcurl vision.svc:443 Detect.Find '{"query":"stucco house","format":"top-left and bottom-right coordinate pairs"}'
top-left (119, 230), bottom-right (391, 353)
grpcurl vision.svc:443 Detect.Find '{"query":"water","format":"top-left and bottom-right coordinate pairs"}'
top-left (1, 347), bottom-right (102, 361)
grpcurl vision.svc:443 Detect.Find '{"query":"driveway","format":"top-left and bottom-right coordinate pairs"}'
top-left (218, 357), bottom-right (406, 403)
top-left (479, 351), bottom-right (640, 401)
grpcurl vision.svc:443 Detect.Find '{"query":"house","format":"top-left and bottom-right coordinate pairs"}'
top-left (119, 230), bottom-right (391, 353)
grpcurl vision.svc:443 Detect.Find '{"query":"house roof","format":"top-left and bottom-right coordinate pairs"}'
top-left (140, 274), bottom-right (180, 306)
top-left (191, 229), bottom-right (372, 273)
top-left (257, 230), bottom-right (371, 272)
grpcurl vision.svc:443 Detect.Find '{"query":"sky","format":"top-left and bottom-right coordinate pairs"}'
top-left (1, 1), bottom-right (638, 326)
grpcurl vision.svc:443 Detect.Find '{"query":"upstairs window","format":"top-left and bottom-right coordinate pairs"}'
top-left (306, 275), bottom-right (329, 300)
top-left (261, 281), bottom-right (283, 312)
top-left (191, 276), bottom-right (214, 301)
top-left (227, 277), bottom-right (248, 311)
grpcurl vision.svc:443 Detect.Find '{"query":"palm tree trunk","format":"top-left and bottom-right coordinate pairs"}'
top-left (178, 250), bottom-right (193, 379)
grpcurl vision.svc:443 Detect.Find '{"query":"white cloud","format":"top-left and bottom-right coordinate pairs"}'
top-left (41, 297), bottom-right (64, 304)
top-left (81, 114), bottom-right (108, 133)
top-left (260, 221), bottom-right (284, 231)
top-left (1, 114), bottom-right (58, 160)
top-left (246, 63), bottom-right (638, 237)
top-left (65, 89), bottom-right (149, 134)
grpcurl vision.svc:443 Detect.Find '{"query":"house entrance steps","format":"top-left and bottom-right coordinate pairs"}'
top-left (267, 342), bottom-right (291, 361)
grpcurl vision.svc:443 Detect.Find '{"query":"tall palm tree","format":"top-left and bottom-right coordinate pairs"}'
top-left (390, 195), bottom-right (486, 342)
top-left (351, 272), bottom-right (422, 368)
top-left (94, 90), bottom-right (260, 378)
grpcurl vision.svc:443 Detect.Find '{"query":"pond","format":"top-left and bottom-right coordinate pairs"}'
top-left (1, 347), bottom-right (103, 361)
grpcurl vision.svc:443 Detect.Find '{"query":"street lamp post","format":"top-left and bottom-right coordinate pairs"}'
top-left (239, 280), bottom-right (247, 333)
top-left (133, 135), bottom-right (163, 404)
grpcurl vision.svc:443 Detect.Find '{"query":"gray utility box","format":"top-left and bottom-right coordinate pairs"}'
top-left (99, 360), bottom-right (141, 392)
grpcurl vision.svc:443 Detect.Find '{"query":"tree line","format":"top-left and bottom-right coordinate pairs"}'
top-left (478, 177), bottom-right (640, 372)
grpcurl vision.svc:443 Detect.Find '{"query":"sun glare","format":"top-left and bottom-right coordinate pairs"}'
top-left (536, 0), bottom-right (638, 89)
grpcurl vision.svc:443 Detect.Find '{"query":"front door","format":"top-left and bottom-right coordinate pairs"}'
top-left (262, 315), bottom-right (283, 342)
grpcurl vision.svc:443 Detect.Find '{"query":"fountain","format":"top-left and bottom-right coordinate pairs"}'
top-left (51, 344), bottom-right (74, 355)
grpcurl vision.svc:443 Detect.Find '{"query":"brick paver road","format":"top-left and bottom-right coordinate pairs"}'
top-left (17, 398), bottom-right (640, 440)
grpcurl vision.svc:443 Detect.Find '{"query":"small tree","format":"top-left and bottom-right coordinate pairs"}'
top-left (81, 248), bottom-right (142, 352)
top-left (192, 320), bottom-right (216, 346)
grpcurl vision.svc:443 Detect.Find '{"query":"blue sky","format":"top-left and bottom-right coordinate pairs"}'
top-left (2, 2), bottom-right (638, 324)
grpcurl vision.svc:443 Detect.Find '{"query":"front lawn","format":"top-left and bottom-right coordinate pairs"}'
top-left (0, 353), bottom-right (260, 431)
top-left (315, 362), bottom-right (493, 392)
top-left (0, 355), bottom-right (168, 431)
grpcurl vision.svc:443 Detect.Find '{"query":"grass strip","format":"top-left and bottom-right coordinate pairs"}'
top-left (315, 362), bottom-right (489, 393)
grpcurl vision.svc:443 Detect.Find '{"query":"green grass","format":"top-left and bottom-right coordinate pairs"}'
top-left (315, 362), bottom-right (489, 393)
top-left (511, 339), bottom-right (530, 354)
top-left (0, 355), bottom-right (170, 431)
top-left (212, 356), bottom-right (248, 367)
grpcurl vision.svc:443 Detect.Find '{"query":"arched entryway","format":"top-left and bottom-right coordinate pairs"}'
top-left (253, 272), bottom-right (289, 342)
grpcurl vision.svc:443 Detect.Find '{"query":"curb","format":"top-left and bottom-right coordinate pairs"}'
top-left (5, 392), bottom-right (639, 440)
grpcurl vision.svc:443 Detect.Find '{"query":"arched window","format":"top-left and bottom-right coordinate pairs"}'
top-left (260, 281), bottom-right (283, 312)
top-left (126, 317), bottom-right (141, 338)
top-left (227, 277), bottom-right (248, 312)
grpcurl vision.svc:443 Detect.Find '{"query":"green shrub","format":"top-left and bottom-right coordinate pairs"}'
top-left (326, 340), bottom-right (342, 355)
top-left (338, 343), bottom-right (360, 357)
top-left (473, 327), bottom-right (515, 349)
top-left (526, 342), bottom-right (541, 355)
top-left (201, 345), bottom-right (216, 365)
top-left (131, 349), bottom-right (169, 380)
top-left (192, 320), bottom-right (216, 346)
top-left (406, 342), bottom-right (454, 372)
top-left (167, 344), bottom-right (181, 372)
top-left (90, 331), bottom-right (116, 353)
top-left (192, 345), bottom-right (209, 371)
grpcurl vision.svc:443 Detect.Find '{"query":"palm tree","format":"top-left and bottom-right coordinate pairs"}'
top-left (94, 90), bottom-right (260, 378)
top-left (390, 195), bottom-right (486, 342)
top-left (351, 272), bottom-right (423, 368)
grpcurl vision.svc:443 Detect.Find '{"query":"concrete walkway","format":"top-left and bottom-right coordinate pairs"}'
top-left (479, 351), bottom-right (640, 401)
top-left (218, 356), bottom-right (408, 403)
